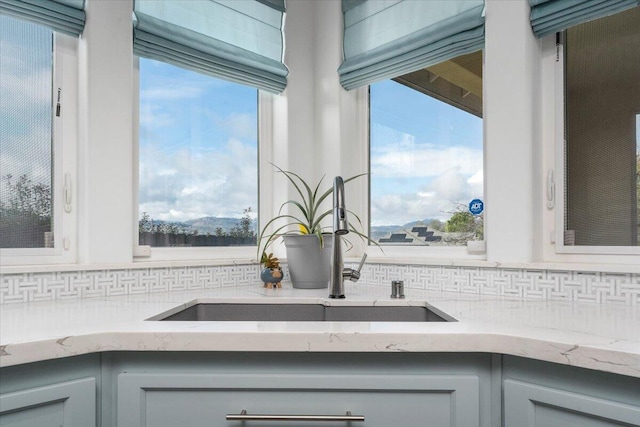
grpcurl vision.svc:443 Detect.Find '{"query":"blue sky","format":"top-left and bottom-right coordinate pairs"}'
top-left (138, 58), bottom-right (258, 222)
top-left (0, 16), bottom-right (53, 196)
top-left (139, 62), bottom-right (484, 227)
top-left (1, 15), bottom-right (634, 229)
top-left (370, 80), bottom-right (483, 226)
top-left (637, 115), bottom-right (640, 153)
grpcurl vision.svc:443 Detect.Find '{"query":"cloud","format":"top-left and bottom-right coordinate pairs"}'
top-left (140, 86), bottom-right (203, 101)
top-left (371, 168), bottom-right (484, 226)
top-left (369, 121), bottom-right (483, 225)
top-left (139, 103), bottom-right (175, 129)
top-left (1, 21), bottom-right (54, 191)
top-left (215, 113), bottom-right (257, 140)
top-left (371, 144), bottom-right (482, 178)
top-left (137, 58), bottom-right (259, 223)
top-left (139, 138), bottom-right (258, 221)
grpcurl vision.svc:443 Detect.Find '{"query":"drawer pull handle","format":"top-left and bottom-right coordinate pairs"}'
top-left (226, 409), bottom-right (365, 422)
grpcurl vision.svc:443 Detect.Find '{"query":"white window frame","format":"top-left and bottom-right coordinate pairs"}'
top-left (0, 31), bottom-right (78, 267)
top-left (363, 67), bottom-right (487, 262)
top-left (552, 32), bottom-right (640, 258)
top-left (132, 57), bottom-right (271, 263)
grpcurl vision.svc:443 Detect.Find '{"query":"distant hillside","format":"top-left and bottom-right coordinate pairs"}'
top-left (146, 215), bottom-right (440, 238)
top-left (185, 217), bottom-right (257, 235)
top-left (143, 216), bottom-right (257, 235)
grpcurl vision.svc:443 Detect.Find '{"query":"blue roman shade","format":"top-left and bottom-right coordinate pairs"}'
top-left (133, 0), bottom-right (288, 94)
top-left (529, 0), bottom-right (640, 38)
top-left (338, 0), bottom-right (485, 91)
top-left (0, 0), bottom-right (85, 37)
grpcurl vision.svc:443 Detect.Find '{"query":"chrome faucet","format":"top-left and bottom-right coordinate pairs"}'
top-left (329, 176), bottom-right (367, 298)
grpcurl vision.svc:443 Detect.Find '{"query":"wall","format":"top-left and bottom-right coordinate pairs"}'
top-left (1, 0), bottom-right (639, 304)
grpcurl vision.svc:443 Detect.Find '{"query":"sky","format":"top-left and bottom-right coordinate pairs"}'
top-left (139, 58), bottom-right (258, 222)
top-left (0, 16), bottom-right (53, 203)
top-left (637, 115), bottom-right (640, 153)
top-left (369, 80), bottom-right (483, 226)
top-left (1, 15), bottom-right (636, 230)
top-left (139, 61), bottom-right (484, 228)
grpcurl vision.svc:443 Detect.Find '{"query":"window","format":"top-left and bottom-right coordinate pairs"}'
top-left (0, 15), bottom-right (76, 265)
top-left (561, 6), bottom-right (640, 250)
top-left (137, 58), bottom-right (259, 248)
top-left (369, 51), bottom-right (484, 247)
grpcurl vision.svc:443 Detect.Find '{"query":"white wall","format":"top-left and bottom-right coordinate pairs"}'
top-left (263, 0), bottom-right (368, 259)
top-left (484, 0), bottom-right (541, 263)
top-left (78, 0), bottom-right (133, 264)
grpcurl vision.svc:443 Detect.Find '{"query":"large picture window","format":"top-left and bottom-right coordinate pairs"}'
top-left (369, 51), bottom-right (484, 247)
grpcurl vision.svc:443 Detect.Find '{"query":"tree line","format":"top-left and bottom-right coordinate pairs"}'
top-left (138, 208), bottom-right (256, 247)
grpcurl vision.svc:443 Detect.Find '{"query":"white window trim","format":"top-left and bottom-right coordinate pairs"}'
top-left (0, 32), bottom-right (78, 267)
top-left (132, 58), bottom-right (271, 263)
top-left (552, 33), bottom-right (640, 258)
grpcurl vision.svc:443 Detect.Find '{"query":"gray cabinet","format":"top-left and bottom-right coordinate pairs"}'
top-left (0, 378), bottom-right (96, 427)
top-left (0, 354), bottom-right (100, 427)
top-left (113, 352), bottom-right (494, 427)
top-left (502, 356), bottom-right (640, 427)
top-left (2, 351), bottom-right (639, 427)
top-left (504, 379), bottom-right (640, 427)
top-left (118, 372), bottom-right (480, 427)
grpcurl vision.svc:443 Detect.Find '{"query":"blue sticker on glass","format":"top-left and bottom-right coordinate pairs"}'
top-left (469, 199), bottom-right (484, 215)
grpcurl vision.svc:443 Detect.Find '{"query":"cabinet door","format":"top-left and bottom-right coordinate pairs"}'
top-left (0, 377), bottom-right (95, 427)
top-left (504, 379), bottom-right (640, 427)
top-left (118, 372), bottom-right (480, 427)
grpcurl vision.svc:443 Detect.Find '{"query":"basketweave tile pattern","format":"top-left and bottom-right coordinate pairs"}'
top-left (349, 263), bottom-right (640, 306)
top-left (1, 263), bottom-right (639, 306)
top-left (0, 264), bottom-right (269, 305)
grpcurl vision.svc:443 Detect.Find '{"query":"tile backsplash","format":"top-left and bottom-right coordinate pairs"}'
top-left (1, 263), bottom-right (638, 306)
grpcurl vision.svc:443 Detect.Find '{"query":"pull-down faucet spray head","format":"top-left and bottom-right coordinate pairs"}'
top-left (333, 176), bottom-right (349, 235)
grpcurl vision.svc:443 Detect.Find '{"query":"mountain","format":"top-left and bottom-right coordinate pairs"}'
top-left (185, 217), bottom-right (252, 234)
top-left (147, 215), bottom-right (438, 238)
top-left (142, 216), bottom-right (257, 235)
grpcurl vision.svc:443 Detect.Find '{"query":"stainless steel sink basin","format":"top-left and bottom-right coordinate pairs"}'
top-left (149, 303), bottom-right (454, 322)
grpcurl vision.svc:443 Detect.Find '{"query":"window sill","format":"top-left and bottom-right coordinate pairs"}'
top-left (359, 256), bottom-right (640, 274)
top-left (3, 256), bottom-right (638, 276)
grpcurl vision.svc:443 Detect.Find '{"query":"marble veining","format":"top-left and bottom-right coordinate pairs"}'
top-left (1, 283), bottom-right (639, 378)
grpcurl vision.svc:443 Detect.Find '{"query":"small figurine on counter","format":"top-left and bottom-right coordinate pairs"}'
top-left (260, 252), bottom-right (283, 289)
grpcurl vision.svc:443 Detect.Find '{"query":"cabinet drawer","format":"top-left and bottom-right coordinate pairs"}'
top-left (118, 373), bottom-right (480, 427)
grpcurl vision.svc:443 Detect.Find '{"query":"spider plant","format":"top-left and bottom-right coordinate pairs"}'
top-left (257, 163), bottom-right (374, 261)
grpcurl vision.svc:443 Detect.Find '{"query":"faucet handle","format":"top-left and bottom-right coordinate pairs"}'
top-left (344, 253), bottom-right (367, 282)
top-left (356, 253), bottom-right (368, 274)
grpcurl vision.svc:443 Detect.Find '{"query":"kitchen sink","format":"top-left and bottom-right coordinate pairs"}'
top-left (149, 303), bottom-right (454, 322)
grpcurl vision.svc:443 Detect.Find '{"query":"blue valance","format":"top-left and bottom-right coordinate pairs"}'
top-left (529, 0), bottom-right (639, 38)
top-left (133, 0), bottom-right (288, 94)
top-left (338, 0), bottom-right (485, 91)
top-left (0, 0), bottom-right (85, 37)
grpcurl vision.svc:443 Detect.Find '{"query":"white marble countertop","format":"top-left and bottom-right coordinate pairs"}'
top-left (1, 283), bottom-right (639, 378)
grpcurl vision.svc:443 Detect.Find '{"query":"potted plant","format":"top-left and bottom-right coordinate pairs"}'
top-left (257, 164), bottom-right (371, 289)
top-left (260, 252), bottom-right (283, 289)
